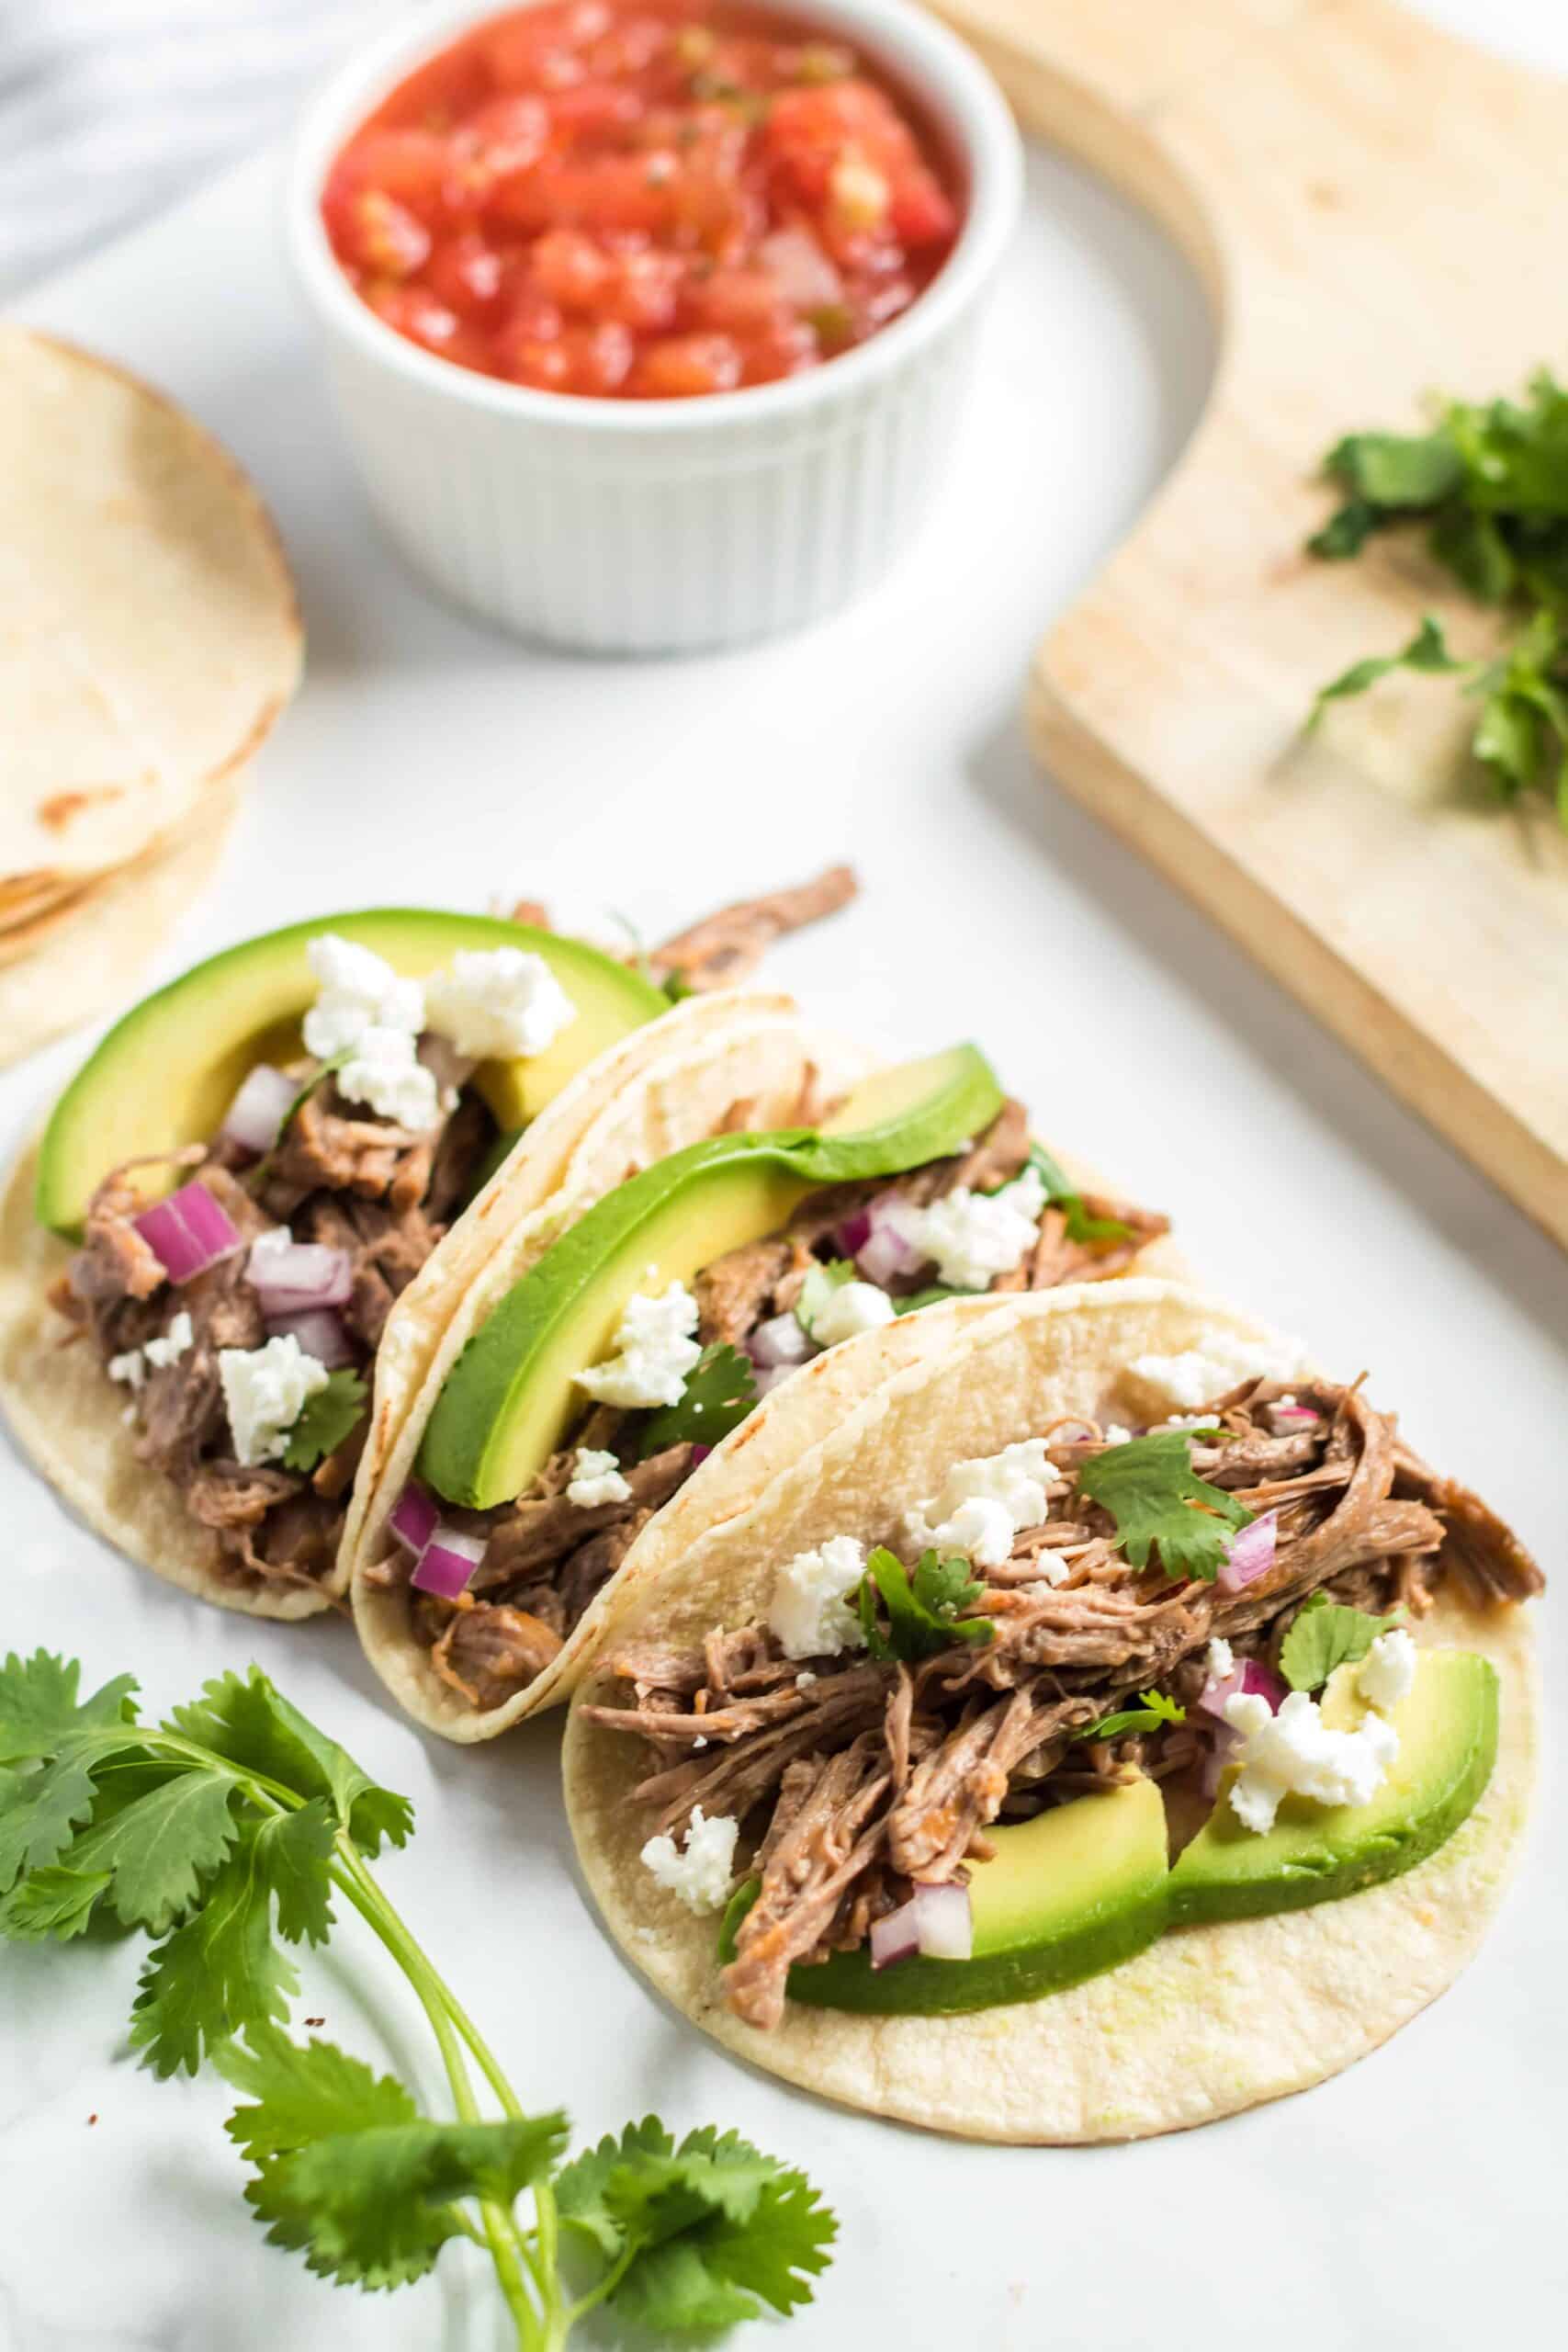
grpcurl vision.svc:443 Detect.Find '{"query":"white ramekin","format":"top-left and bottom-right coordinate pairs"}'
top-left (288, 0), bottom-right (1022, 654)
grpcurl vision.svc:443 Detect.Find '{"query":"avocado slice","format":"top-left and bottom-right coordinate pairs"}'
top-left (35, 909), bottom-right (666, 1238)
top-left (418, 1045), bottom-right (1002, 1509)
top-left (782, 1777), bottom-right (1169, 2016)
top-left (1168, 1648), bottom-right (1498, 1924)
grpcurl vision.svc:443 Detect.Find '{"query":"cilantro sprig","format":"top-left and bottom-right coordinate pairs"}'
top-left (855, 1547), bottom-right (994, 1661)
top-left (1279, 1594), bottom-right (1400, 1693)
top-left (0, 1652), bottom-right (834, 2345)
top-left (1071, 1689), bottom-right (1187, 1743)
top-left (1076, 1431), bottom-right (1253, 1584)
top-left (1306, 369), bottom-right (1568, 828)
top-left (636, 1341), bottom-right (758, 1460)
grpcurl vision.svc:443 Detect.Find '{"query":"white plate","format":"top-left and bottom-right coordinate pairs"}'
top-left (2, 27), bottom-right (1564, 2349)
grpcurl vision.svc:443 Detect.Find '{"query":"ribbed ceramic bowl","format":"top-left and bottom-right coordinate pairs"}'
top-left (288, 0), bottom-right (1022, 654)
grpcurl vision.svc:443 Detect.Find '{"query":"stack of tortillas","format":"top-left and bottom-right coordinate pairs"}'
top-left (1, 328), bottom-right (301, 1066)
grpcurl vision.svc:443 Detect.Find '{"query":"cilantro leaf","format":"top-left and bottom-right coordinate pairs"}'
top-left (1023, 1143), bottom-right (1133, 1248)
top-left (0, 1733), bottom-right (138, 1895)
top-left (281, 1369), bottom-right (367, 1474)
top-left (635, 1341), bottom-right (757, 1460)
top-left (557, 2118), bottom-right (834, 2335)
top-left (893, 1283), bottom-right (962, 1315)
top-left (1072, 1688), bottom-right (1187, 1742)
top-left (0, 1864), bottom-right (113, 1940)
top-left (130, 1831), bottom-right (299, 2077)
top-left (167, 1668), bottom-right (412, 1857)
top-left (68, 1767), bottom-right (241, 1934)
top-left (226, 2030), bottom-right (568, 2291)
top-left (1280, 1595), bottom-right (1399, 1693)
top-left (795, 1258), bottom-right (856, 1337)
top-left (0, 1651), bottom-right (138, 1766)
top-left (253, 1801), bottom-right (337, 1947)
top-left (1308, 615), bottom-right (1464, 728)
top-left (856, 1547), bottom-right (993, 1661)
top-left (1325, 428), bottom-right (1465, 510)
top-left (1076, 1431), bottom-right (1253, 1584)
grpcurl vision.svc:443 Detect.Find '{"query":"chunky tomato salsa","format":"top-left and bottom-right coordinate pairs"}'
top-left (321, 2), bottom-right (962, 398)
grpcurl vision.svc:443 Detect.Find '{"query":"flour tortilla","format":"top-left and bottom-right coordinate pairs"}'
top-left (0, 330), bottom-right (300, 893)
top-left (0, 987), bottom-right (807, 1620)
top-left (564, 1279), bottom-right (1540, 2143)
top-left (352, 1078), bottom-right (1185, 1738)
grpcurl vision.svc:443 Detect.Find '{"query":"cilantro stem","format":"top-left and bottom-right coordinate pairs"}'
top-left (563, 2239), bottom-right (639, 2328)
top-left (327, 1841), bottom-right (545, 2346)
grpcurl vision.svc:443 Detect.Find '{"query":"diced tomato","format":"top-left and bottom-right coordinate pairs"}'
top-left (425, 231), bottom-right (510, 316)
top-left (322, 5), bottom-right (961, 401)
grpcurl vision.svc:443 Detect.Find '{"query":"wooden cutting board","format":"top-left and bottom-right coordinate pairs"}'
top-left (934, 0), bottom-right (1568, 1250)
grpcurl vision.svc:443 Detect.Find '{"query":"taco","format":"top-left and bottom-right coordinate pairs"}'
top-left (351, 1046), bottom-right (1179, 1738)
top-left (0, 894), bottom-right (841, 1621)
top-left (563, 1279), bottom-right (1542, 2142)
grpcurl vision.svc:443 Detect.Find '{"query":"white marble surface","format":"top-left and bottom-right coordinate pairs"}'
top-left (3, 4), bottom-right (1565, 2346)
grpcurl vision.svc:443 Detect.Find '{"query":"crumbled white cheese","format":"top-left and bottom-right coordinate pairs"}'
top-left (567, 1447), bottom-right (632, 1509)
top-left (1101, 1423), bottom-right (1133, 1445)
top-left (768, 1536), bottom-right (867, 1660)
top-left (143, 1311), bottom-right (194, 1372)
top-left (337, 1023), bottom-right (440, 1130)
top-left (904, 1439), bottom-right (1055, 1569)
top-left (302, 933), bottom-right (423, 1059)
top-left (576, 1282), bottom-right (702, 1410)
top-left (1358, 1627), bottom-right (1416, 1713)
top-left (107, 1349), bottom-right (145, 1390)
top-left (1159, 1412), bottom-right (1221, 1432)
top-left (219, 1334), bottom-right (330, 1469)
top-left (882, 1166), bottom-right (1046, 1292)
top-left (1223, 1689), bottom-right (1399, 1835)
top-left (808, 1280), bottom-right (897, 1348)
top-left (639, 1806), bottom-right (739, 1913)
top-left (795, 1669), bottom-right (818, 1688)
top-left (424, 946), bottom-right (575, 1061)
top-left (1206, 1635), bottom-right (1235, 1680)
top-left (1130, 1329), bottom-right (1310, 1413)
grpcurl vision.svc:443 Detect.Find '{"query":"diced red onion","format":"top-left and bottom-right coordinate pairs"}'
top-left (1201, 1724), bottom-right (1242, 1798)
top-left (691, 1444), bottom-right (713, 1466)
top-left (1218, 1510), bottom-right (1277, 1594)
top-left (1269, 1404), bottom-right (1319, 1427)
top-left (389, 1481), bottom-right (439, 1555)
top-left (871, 1881), bottom-right (974, 1970)
top-left (758, 225), bottom-right (842, 309)
top-left (220, 1062), bottom-right (295, 1157)
top-left (248, 1238), bottom-right (354, 1314)
top-left (855, 1194), bottom-right (922, 1287)
top-left (749, 1312), bottom-right (815, 1370)
top-left (835, 1208), bottom-right (872, 1257)
top-left (133, 1182), bottom-right (244, 1285)
top-left (1199, 1656), bottom-right (1287, 1721)
top-left (265, 1307), bottom-right (355, 1370)
top-left (411, 1523), bottom-right (487, 1599)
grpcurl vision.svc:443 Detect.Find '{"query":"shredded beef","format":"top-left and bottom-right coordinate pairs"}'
top-left (61, 1059), bottom-right (495, 1599)
top-left (648, 865), bottom-right (859, 992)
top-left (431, 1602), bottom-right (565, 1711)
top-left (589, 1376), bottom-right (1544, 2029)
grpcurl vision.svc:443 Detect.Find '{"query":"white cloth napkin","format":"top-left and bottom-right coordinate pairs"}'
top-left (0, 0), bottom-right (397, 297)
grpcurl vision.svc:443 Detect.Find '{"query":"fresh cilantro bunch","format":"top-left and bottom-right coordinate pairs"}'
top-left (636, 1340), bottom-right (758, 1459)
top-left (1280, 1595), bottom-right (1400, 1693)
top-left (0, 1653), bottom-right (834, 2346)
top-left (1307, 369), bottom-right (1568, 827)
top-left (1076, 1431), bottom-right (1253, 1584)
top-left (855, 1547), bottom-right (994, 1660)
